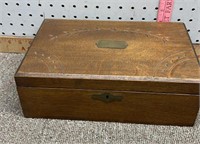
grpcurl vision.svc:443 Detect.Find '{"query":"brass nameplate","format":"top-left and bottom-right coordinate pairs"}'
top-left (96, 40), bottom-right (128, 49)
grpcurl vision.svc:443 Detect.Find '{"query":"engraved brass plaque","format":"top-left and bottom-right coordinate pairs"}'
top-left (96, 40), bottom-right (128, 49)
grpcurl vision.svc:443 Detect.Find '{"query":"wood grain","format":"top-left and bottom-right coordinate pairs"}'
top-left (17, 20), bottom-right (199, 81)
top-left (0, 34), bottom-right (199, 59)
top-left (195, 44), bottom-right (200, 60)
top-left (14, 20), bottom-right (200, 126)
top-left (0, 36), bottom-right (32, 53)
top-left (0, 38), bottom-right (199, 57)
top-left (17, 87), bottom-right (199, 126)
top-left (15, 20), bottom-right (199, 94)
top-left (15, 76), bottom-right (199, 95)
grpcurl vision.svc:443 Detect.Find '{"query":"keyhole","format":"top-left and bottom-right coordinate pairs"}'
top-left (106, 95), bottom-right (109, 99)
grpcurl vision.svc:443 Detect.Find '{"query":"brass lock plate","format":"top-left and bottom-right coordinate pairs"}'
top-left (92, 93), bottom-right (123, 103)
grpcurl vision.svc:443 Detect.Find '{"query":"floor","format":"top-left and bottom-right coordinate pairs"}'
top-left (0, 53), bottom-right (200, 144)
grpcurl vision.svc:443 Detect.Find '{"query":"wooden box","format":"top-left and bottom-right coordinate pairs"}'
top-left (15, 19), bottom-right (200, 126)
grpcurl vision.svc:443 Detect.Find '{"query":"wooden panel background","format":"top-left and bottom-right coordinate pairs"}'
top-left (0, 36), bottom-right (32, 53)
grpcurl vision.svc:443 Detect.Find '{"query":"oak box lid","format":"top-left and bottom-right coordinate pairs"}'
top-left (15, 19), bottom-right (200, 94)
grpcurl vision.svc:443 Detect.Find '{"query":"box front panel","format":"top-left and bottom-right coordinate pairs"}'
top-left (17, 87), bottom-right (199, 126)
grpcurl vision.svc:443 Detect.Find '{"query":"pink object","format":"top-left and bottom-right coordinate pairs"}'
top-left (157, 0), bottom-right (174, 22)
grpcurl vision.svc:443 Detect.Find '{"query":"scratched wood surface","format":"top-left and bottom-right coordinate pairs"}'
top-left (14, 20), bottom-right (199, 125)
top-left (0, 32), bottom-right (199, 59)
top-left (16, 20), bottom-right (199, 81)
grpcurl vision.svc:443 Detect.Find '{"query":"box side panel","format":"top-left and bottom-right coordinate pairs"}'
top-left (15, 76), bottom-right (199, 95)
top-left (17, 87), bottom-right (199, 126)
